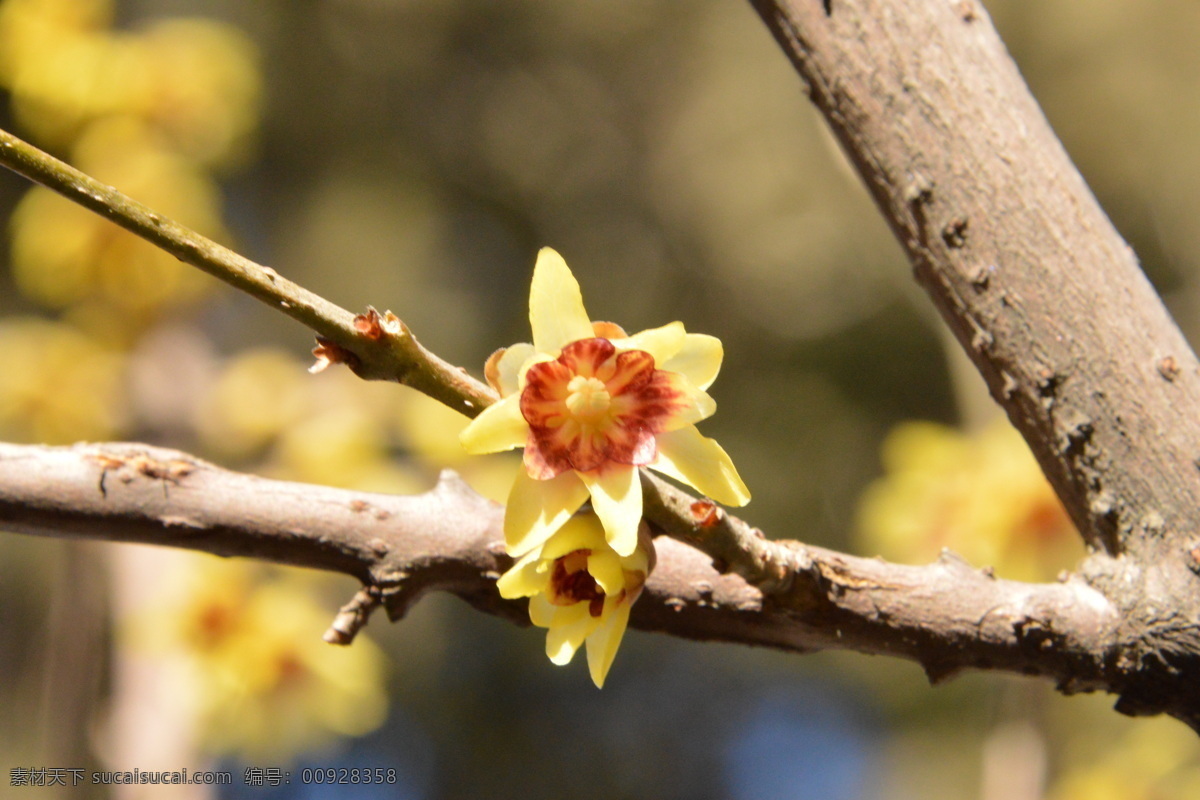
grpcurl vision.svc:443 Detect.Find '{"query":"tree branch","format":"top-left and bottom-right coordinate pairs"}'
top-left (748, 0), bottom-right (1200, 727)
top-left (0, 130), bottom-right (495, 418)
top-left (1, 440), bottom-right (1121, 694)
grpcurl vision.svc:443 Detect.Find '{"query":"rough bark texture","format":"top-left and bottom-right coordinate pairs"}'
top-left (1, 441), bottom-right (1121, 692)
top-left (748, 0), bottom-right (1200, 726)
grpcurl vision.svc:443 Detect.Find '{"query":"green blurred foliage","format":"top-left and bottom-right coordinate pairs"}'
top-left (0, 0), bottom-right (1198, 797)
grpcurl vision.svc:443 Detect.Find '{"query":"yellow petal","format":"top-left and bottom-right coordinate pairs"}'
top-left (585, 599), bottom-right (633, 688)
top-left (489, 342), bottom-right (535, 397)
top-left (529, 593), bottom-right (556, 627)
top-left (657, 377), bottom-right (717, 432)
top-left (496, 551), bottom-right (549, 599)
top-left (660, 333), bottom-right (723, 390)
top-left (652, 426), bottom-right (751, 507)
top-left (505, 469), bottom-right (590, 556)
top-left (459, 395), bottom-right (528, 454)
top-left (586, 547), bottom-right (626, 596)
top-left (529, 247), bottom-right (594, 353)
top-left (516, 351), bottom-right (559, 391)
top-left (545, 603), bottom-right (601, 665)
top-left (578, 465), bottom-right (642, 557)
top-left (615, 321), bottom-right (686, 365)
top-left (541, 513), bottom-right (608, 561)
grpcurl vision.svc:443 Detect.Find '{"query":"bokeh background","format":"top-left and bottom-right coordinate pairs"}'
top-left (2, 1), bottom-right (1200, 798)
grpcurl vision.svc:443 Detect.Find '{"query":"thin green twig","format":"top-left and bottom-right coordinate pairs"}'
top-left (0, 128), bottom-right (496, 417)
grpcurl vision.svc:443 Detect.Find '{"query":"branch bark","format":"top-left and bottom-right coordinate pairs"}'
top-left (0, 441), bottom-right (1120, 693)
top-left (748, 0), bottom-right (1200, 726)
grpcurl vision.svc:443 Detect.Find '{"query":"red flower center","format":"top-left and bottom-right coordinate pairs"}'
top-left (520, 338), bottom-right (689, 479)
top-left (549, 550), bottom-right (605, 618)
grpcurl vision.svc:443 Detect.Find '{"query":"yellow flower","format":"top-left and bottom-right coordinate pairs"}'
top-left (857, 420), bottom-right (1081, 582)
top-left (10, 118), bottom-right (221, 321)
top-left (461, 247), bottom-right (750, 558)
top-left (0, 316), bottom-right (127, 443)
top-left (497, 512), bottom-right (653, 688)
top-left (124, 558), bottom-right (388, 763)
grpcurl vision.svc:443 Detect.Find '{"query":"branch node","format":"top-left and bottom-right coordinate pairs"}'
top-left (353, 307), bottom-right (406, 344)
top-left (323, 584), bottom-right (384, 645)
top-left (434, 469), bottom-right (485, 505)
top-left (922, 658), bottom-right (962, 686)
top-left (1158, 355), bottom-right (1181, 382)
top-left (381, 578), bottom-right (421, 623)
top-left (937, 547), bottom-right (972, 569)
top-left (310, 337), bottom-right (359, 374)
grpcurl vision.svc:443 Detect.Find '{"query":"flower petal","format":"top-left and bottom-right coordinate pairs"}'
top-left (516, 351), bottom-right (559, 391)
top-left (659, 333), bottom-right (723, 390)
top-left (505, 469), bottom-right (589, 556)
top-left (585, 599), bottom-right (633, 688)
top-left (496, 551), bottom-right (549, 599)
top-left (586, 548), bottom-right (626, 596)
top-left (459, 395), bottom-right (528, 454)
top-left (530, 247), bottom-right (594, 353)
top-left (621, 543), bottom-right (653, 575)
top-left (529, 593), bottom-right (556, 627)
top-left (545, 602), bottom-right (601, 665)
top-left (486, 342), bottom-right (535, 397)
top-left (578, 465), bottom-right (642, 557)
top-left (652, 426), bottom-right (751, 507)
top-left (541, 513), bottom-right (608, 561)
top-left (615, 321), bottom-right (686, 365)
top-left (592, 321), bottom-right (627, 339)
top-left (645, 372), bottom-right (716, 432)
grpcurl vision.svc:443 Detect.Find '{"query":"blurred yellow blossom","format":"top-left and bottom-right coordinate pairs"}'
top-left (857, 420), bottom-right (1081, 582)
top-left (197, 347), bottom-right (437, 494)
top-left (124, 558), bottom-right (388, 763)
top-left (1047, 716), bottom-right (1200, 800)
top-left (7, 27), bottom-right (142, 148)
top-left (1, 0), bottom-right (260, 343)
top-left (497, 512), bottom-right (653, 688)
top-left (271, 406), bottom-right (420, 492)
top-left (0, 316), bottom-right (127, 443)
top-left (130, 18), bottom-right (261, 168)
top-left (10, 118), bottom-right (221, 324)
top-left (392, 390), bottom-right (524, 503)
top-left (0, 0), bottom-right (258, 165)
top-left (195, 348), bottom-right (313, 461)
top-left (0, 0), bottom-right (113, 87)
top-left (461, 247), bottom-right (749, 559)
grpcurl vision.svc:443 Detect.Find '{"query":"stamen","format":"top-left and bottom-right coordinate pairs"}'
top-left (565, 375), bottom-right (612, 424)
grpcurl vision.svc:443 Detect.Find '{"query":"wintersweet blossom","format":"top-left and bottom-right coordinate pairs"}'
top-left (497, 512), bottom-right (653, 688)
top-left (857, 420), bottom-right (1081, 582)
top-left (461, 247), bottom-right (750, 558)
top-left (123, 559), bottom-right (387, 762)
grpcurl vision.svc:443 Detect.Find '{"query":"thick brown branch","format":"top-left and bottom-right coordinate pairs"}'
top-left (0, 441), bottom-right (1127, 702)
top-left (748, 0), bottom-right (1200, 727)
top-left (749, 0), bottom-right (1200, 559)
